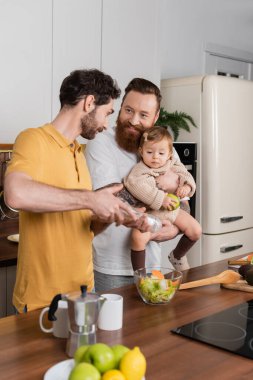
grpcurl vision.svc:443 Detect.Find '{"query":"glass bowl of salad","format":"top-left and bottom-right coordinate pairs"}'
top-left (134, 267), bottom-right (183, 305)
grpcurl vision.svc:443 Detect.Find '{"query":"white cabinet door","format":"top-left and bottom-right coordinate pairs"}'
top-left (0, 0), bottom-right (52, 142)
top-left (101, 0), bottom-right (160, 124)
top-left (52, 0), bottom-right (102, 117)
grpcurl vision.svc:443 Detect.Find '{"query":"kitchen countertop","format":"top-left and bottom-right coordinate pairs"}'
top-left (0, 257), bottom-right (253, 380)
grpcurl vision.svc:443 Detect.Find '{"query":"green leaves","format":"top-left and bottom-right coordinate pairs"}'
top-left (155, 107), bottom-right (197, 141)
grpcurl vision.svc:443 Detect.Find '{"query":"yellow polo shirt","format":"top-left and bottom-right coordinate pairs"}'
top-left (6, 124), bottom-right (94, 312)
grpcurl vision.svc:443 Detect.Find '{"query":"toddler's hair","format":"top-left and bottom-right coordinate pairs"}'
top-left (140, 126), bottom-right (173, 154)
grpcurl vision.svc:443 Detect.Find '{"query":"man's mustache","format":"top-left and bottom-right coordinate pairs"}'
top-left (127, 123), bottom-right (145, 133)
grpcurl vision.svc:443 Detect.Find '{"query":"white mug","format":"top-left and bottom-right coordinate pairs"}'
top-left (39, 300), bottom-right (69, 338)
top-left (98, 294), bottom-right (123, 331)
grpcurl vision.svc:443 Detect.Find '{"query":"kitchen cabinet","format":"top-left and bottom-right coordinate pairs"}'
top-left (0, 219), bottom-right (18, 318)
top-left (0, 265), bottom-right (16, 318)
top-left (0, 268), bottom-right (6, 318)
top-left (52, 0), bottom-right (160, 118)
top-left (102, 0), bottom-right (160, 86)
top-left (6, 266), bottom-right (16, 316)
top-left (52, 0), bottom-right (102, 117)
top-left (1, 0), bottom-right (102, 142)
top-left (0, 0), bottom-right (52, 142)
top-left (2, 0), bottom-right (161, 142)
top-left (101, 0), bottom-right (160, 123)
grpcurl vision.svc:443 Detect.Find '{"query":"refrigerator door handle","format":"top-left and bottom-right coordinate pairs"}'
top-left (220, 244), bottom-right (243, 253)
top-left (220, 216), bottom-right (243, 223)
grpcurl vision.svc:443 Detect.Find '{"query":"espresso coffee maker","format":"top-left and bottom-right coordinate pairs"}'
top-left (47, 285), bottom-right (105, 357)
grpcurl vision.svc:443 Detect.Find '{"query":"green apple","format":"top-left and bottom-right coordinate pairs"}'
top-left (83, 343), bottom-right (116, 374)
top-left (167, 193), bottom-right (180, 210)
top-left (111, 344), bottom-right (130, 368)
top-left (74, 345), bottom-right (90, 364)
top-left (69, 362), bottom-right (101, 380)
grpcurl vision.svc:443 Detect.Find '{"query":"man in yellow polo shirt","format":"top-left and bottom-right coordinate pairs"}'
top-left (4, 69), bottom-right (144, 313)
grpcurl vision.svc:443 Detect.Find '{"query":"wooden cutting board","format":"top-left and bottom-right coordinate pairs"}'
top-left (222, 279), bottom-right (253, 292)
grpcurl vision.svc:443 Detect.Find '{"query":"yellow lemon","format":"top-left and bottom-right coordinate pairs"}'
top-left (119, 346), bottom-right (146, 380)
top-left (102, 369), bottom-right (126, 380)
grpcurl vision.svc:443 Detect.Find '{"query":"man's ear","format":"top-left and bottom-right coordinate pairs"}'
top-left (83, 95), bottom-right (95, 113)
top-left (154, 110), bottom-right (160, 124)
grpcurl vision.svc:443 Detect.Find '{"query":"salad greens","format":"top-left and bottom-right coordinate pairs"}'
top-left (138, 273), bottom-right (180, 304)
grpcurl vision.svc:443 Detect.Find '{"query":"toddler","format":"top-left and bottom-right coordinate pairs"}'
top-left (124, 126), bottom-right (202, 271)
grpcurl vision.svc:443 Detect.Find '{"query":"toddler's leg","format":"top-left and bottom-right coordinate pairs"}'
top-left (172, 235), bottom-right (196, 260)
top-left (170, 210), bottom-right (202, 270)
top-left (131, 229), bottom-right (152, 271)
top-left (174, 209), bottom-right (202, 242)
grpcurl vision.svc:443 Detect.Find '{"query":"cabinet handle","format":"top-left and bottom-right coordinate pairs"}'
top-left (220, 216), bottom-right (243, 223)
top-left (220, 244), bottom-right (243, 253)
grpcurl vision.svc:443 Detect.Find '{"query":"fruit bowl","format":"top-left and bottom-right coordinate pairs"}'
top-left (134, 267), bottom-right (183, 305)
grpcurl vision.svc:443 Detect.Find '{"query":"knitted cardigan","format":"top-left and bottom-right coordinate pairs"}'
top-left (124, 158), bottom-right (196, 211)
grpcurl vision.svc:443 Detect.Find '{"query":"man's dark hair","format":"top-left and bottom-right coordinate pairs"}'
top-left (59, 69), bottom-right (121, 108)
top-left (122, 78), bottom-right (162, 111)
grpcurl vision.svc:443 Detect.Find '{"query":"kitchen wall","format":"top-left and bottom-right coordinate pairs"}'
top-left (1, 0), bottom-right (253, 142)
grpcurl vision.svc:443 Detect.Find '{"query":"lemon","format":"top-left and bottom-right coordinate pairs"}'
top-left (102, 369), bottom-right (126, 380)
top-left (119, 346), bottom-right (146, 380)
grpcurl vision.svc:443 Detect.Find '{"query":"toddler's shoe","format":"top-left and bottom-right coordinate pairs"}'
top-left (169, 251), bottom-right (190, 271)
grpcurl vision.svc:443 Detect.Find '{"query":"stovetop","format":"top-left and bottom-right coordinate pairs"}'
top-left (171, 299), bottom-right (253, 360)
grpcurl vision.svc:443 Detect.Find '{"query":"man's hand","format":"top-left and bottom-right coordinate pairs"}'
top-left (92, 184), bottom-right (138, 225)
top-left (150, 219), bottom-right (179, 242)
top-left (91, 205), bottom-right (152, 235)
top-left (122, 207), bottom-right (152, 232)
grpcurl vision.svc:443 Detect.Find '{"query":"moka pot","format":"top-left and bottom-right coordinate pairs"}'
top-left (47, 285), bottom-right (105, 357)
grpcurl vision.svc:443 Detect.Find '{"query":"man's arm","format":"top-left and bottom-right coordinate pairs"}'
top-left (4, 171), bottom-right (137, 224)
top-left (91, 211), bottom-right (150, 236)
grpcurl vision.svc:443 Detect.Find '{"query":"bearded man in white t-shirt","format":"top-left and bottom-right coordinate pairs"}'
top-left (85, 78), bottom-right (190, 292)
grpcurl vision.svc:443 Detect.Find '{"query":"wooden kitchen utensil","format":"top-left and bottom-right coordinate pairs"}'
top-left (179, 270), bottom-right (240, 290)
top-left (222, 279), bottom-right (253, 292)
top-left (228, 260), bottom-right (251, 266)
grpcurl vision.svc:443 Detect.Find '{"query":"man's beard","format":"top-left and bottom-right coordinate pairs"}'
top-left (115, 117), bottom-right (147, 153)
top-left (80, 109), bottom-right (103, 140)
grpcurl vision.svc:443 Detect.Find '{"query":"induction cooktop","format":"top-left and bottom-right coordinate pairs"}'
top-left (171, 299), bottom-right (253, 360)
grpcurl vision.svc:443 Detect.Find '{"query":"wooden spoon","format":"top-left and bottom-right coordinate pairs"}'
top-left (179, 270), bottom-right (240, 290)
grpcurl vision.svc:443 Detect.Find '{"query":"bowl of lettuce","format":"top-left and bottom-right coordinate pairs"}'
top-left (134, 267), bottom-right (182, 305)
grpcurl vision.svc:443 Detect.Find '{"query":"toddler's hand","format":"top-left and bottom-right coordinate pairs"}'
top-left (162, 195), bottom-right (178, 211)
top-left (176, 184), bottom-right (191, 198)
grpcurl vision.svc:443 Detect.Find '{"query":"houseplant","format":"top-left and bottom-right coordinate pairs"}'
top-left (155, 107), bottom-right (197, 141)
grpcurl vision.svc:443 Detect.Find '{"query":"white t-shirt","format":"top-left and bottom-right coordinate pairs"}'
top-left (85, 127), bottom-right (178, 275)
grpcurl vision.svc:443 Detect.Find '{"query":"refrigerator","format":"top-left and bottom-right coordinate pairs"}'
top-left (160, 75), bottom-right (253, 267)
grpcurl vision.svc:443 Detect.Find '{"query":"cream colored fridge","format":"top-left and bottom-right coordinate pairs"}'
top-left (160, 75), bottom-right (253, 267)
